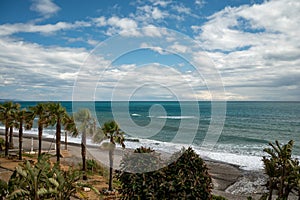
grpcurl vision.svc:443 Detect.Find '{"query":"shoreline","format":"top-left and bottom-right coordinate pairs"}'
top-left (0, 130), bottom-right (266, 199)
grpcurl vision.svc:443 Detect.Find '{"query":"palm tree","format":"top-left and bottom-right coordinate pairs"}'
top-left (102, 120), bottom-right (125, 191)
top-left (73, 109), bottom-right (95, 180)
top-left (0, 102), bottom-right (19, 157)
top-left (30, 103), bottom-right (51, 157)
top-left (9, 125), bottom-right (14, 149)
top-left (63, 114), bottom-right (78, 150)
top-left (263, 140), bottom-right (297, 199)
top-left (48, 102), bottom-right (69, 163)
top-left (14, 108), bottom-right (34, 160)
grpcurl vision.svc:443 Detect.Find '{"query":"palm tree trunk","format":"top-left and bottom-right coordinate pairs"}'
top-left (268, 187), bottom-right (273, 200)
top-left (5, 125), bottom-right (9, 157)
top-left (81, 142), bottom-right (87, 180)
top-left (81, 129), bottom-right (87, 180)
top-left (65, 132), bottom-right (67, 150)
top-left (9, 126), bottom-right (14, 149)
top-left (19, 121), bottom-right (23, 160)
top-left (56, 117), bottom-right (61, 162)
top-left (108, 149), bottom-right (114, 191)
top-left (38, 125), bottom-right (43, 157)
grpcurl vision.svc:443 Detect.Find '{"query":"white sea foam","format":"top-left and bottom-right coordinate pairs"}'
top-left (194, 148), bottom-right (264, 170)
top-left (148, 115), bottom-right (197, 119)
top-left (123, 137), bottom-right (264, 170)
top-left (131, 113), bottom-right (142, 117)
top-left (0, 126), bottom-right (283, 171)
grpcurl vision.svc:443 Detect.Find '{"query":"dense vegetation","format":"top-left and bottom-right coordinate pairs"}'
top-left (2, 154), bottom-right (81, 199)
top-left (261, 140), bottom-right (300, 200)
top-left (116, 147), bottom-right (213, 200)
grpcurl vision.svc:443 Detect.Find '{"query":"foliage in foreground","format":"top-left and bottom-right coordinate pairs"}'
top-left (0, 137), bottom-right (4, 151)
top-left (262, 140), bottom-right (300, 200)
top-left (0, 179), bottom-right (8, 200)
top-left (116, 146), bottom-right (213, 200)
top-left (5, 154), bottom-right (82, 200)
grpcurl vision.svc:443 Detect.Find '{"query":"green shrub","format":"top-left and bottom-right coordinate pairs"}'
top-left (0, 137), bottom-right (4, 151)
top-left (262, 140), bottom-right (300, 199)
top-left (116, 146), bottom-right (213, 200)
top-left (7, 154), bottom-right (82, 200)
top-left (116, 146), bottom-right (164, 199)
top-left (86, 159), bottom-right (104, 175)
top-left (159, 147), bottom-right (213, 199)
top-left (212, 195), bottom-right (228, 200)
top-left (0, 179), bottom-right (8, 200)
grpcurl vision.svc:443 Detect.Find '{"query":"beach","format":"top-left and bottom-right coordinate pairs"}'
top-left (0, 130), bottom-right (269, 200)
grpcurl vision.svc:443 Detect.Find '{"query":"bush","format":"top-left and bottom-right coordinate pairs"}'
top-left (7, 154), bottom-right (82, 200)
top-left (0, 179), bottom-right (8, 200)
top-left (116, 146), bottom-right (164, 199)
top-left (86, 159), bottom-right (104, 175)
top-left (262, 140), bottom-right (300, 199)
top-left (0, 137), bottom-right (4, 151)
top-left (159, 147), bottom-right (213, 199)
top-left (116, 146), bottom-right (213, 200)
top-left (212, 195), bottom-right (228, 200)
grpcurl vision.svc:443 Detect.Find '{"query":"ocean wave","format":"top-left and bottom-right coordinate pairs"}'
top-left (131, 113), bottom-right (142, 117)
top-left (123, 137), bottom-right (264, 171)
top-left (148, 115), bottom-right (197, 120)
top-left (0, 124), bottom-right (297, 171)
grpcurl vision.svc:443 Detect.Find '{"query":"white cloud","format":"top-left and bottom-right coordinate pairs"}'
top-left (148, 0), bottom-right (172, 7)
top-left (195, 0), bottom-right (205, 8)
top-left (140, 42), bottom-right (169, 55)
top-left (196, 0), bottom-right (300, 51)
top-left (0, 37), bottom-right (91, 100)
top-left (106, 16), bottom-right (140, 36)
top-left (30, 0), bottom-right (60, 17)
top-left (107, 17), bottom-right (137, 30)
top-left (93, 16), bottom-right (107, 26)
top-left (135, 5), bottom-right (169, 23)
top-left (169, 42), bottom-right (188, 53)
top-left (87, 39), bottom-right (99, 46)
top-left (0, 21), bottom-right (91, 36)
top-left (151, 7), bottom-right (165, 19)
top-left (1, 0), bottom-right (299, 101)
top-left (142, 25), bottom-right (168, 37)
top-left (191, 0), bottom-right (300, 100)
top-left (171, 4), bottom-right (191, 14)
top-left (95, 64), bottom-right (208, 101)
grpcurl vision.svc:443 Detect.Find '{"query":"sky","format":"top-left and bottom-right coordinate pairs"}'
top-left (0, 0), bottom-right (299, 101)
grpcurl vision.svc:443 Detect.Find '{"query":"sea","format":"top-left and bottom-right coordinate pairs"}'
top-left (2, 101), bottom-right (300, 171)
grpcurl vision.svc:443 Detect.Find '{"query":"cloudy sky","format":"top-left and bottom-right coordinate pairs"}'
top-left (0, 0), bottom-right (299, 101)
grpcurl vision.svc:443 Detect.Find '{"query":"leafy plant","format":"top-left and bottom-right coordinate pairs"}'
top-left (160, 147), bottom-right (213, 199)
top-left (116, 146), bottom-right (164, 199)
top-left (86, 159), bottom-right (104, 175)
top-left (0, 137), bottom-right (4, 151)
top-left (0, 102), bottom-right (19, 157)
top-left (212, 195), bottom-right (228, 200)
top-left (116, 146), bottom-right (213, 200)
top-left (0, 179), bottom-right (8, 200)
top-left (7, 154), bottom-right (83, 200)
top-left (262, 140), bottom-right (300, 200)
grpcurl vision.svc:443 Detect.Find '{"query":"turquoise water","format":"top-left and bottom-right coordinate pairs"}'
top-left (9, 101), bottom-right (300, 170)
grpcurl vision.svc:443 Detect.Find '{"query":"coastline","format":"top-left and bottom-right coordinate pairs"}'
top-left (0, 130), bottom-right (267, 199)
